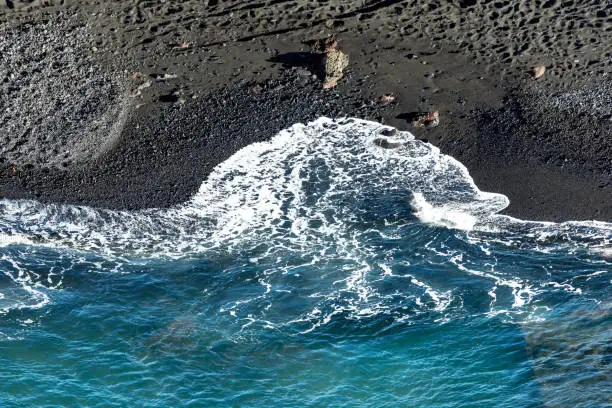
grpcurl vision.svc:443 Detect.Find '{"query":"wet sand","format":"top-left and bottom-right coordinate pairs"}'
top-left (0, 0), bottom-right (610, 221)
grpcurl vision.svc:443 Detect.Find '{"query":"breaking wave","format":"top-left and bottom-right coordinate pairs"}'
top-left (0, 117), bottom-right (610, 329)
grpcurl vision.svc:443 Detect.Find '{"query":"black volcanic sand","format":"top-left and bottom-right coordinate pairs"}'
top-left (0, 0), bottom-right (610, 222)
top-left (0, 71), bottom-right (390, 209)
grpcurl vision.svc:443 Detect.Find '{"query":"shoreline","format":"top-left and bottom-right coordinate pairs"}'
top-left (0, 1), bottom-right (609, 222)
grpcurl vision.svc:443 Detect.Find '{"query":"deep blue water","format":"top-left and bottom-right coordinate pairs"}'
top-left (1, 118), bottom-right (610, 407)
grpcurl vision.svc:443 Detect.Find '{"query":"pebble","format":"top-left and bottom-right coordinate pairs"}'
top-left (411, 111), bottom-right (440, 128)
top-left (532, 65), bottom-right (546, 79)
top-left (378, 94), bottom-right (396, 105)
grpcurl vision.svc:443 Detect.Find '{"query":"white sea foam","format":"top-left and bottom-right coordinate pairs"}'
top-left (0, 254), bottom-right (51, 314)
top-left (0, 233), bottom-right (34, 247)
top-left (411, 193), bottom-right (479, 231)
top-left (0, 117), bottom-right (512, 256)
top-left (0, 117), bottom-right (609, 323)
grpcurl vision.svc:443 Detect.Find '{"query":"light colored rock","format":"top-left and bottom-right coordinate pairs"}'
top-left (411, 111), bottom-right (439, 128)
top-left (323, 48), bottom-right (349, 89)
top-left (532, 65), bottom-right (546, 79)
top-left (379, 94), bottom-right (396, 105)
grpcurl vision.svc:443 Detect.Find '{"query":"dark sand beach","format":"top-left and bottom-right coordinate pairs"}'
top-left (1, 4), bottom-right (611, 406)
top-left (0, 0), bottom-right (610, 221)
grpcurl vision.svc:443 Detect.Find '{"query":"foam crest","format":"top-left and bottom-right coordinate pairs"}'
top-left (0, 117), bottom-right (511, 257)
top-left (0, 117), bottom-right (609, 324)
top-left (411, 193), bottom-right (479, 230)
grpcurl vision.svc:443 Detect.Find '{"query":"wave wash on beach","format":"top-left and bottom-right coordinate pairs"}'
top-left (0, 118), bottom-right (610, 407)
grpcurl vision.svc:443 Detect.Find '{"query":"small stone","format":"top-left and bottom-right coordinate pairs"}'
top-left (149, 73), bottom-right (178, 81)
top-left (129, 80), bottom-right (151, 97)
top-left (411, 111), bottom-right (440, 128)
top-left (531, 65), bottom-right (546, 79)
top-left (172, 41), bottom-right (191, 50)
top-left (248, 84), bottom-right (263, 94)
top-left (378, 94), bottom-right (396, 105)
top-left (295, 68), bottom-right (311, 76)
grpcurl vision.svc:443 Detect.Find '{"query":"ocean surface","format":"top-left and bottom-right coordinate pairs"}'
top-left (0, 118), bottom-right (610, 407)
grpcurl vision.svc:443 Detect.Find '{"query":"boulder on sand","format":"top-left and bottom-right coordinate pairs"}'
top-left (322, 40), bottom-right (349, 89)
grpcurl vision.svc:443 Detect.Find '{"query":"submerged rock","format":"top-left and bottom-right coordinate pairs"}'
top-left (373, 137), bottom-right (402, 149)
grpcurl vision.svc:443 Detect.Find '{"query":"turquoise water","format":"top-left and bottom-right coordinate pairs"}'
top-left (1, 118), bottom-right (610, 407)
